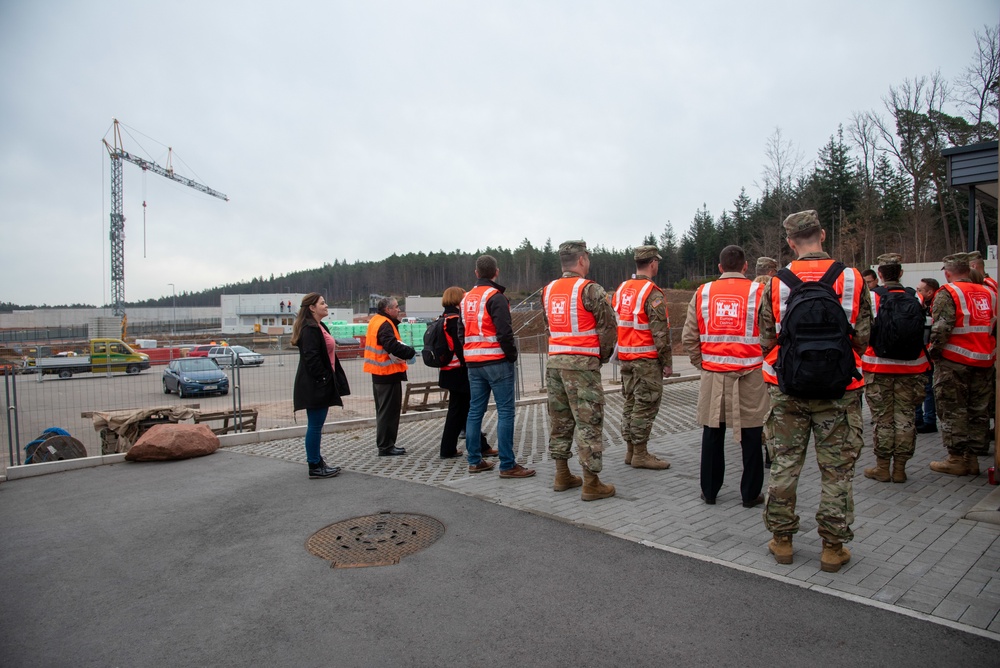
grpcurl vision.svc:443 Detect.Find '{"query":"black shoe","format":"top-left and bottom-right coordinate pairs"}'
top-left (700, 492), bottom-right (716, 505)
top-left (742, 494), bottom-right (765, 508)
top-left (440, 451), bottom-right (464, 459)
top-left (916, 423), bottom-right (938, 434)
top-left (378, 447), bottom-right (406, 457)
top-left (308, 460), bottom-right (341, 478)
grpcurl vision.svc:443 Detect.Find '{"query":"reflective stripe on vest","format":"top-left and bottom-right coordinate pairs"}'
top-left (696, 278), bottom-right (764, 372)
top-left (762, 259), bottom-right (864, 388)
top-left (461, 286), bottom-right (506, 363)
top-left (986, 276), bottom-right (998, 295)
top-left (861, 288), bottom-right (930, 374)
top-left (363, 314), bottom-right (409, 375)
top-left (613, 278), bottom-right (659, 360)
top-left (544, 277), bottom-right (600, 357)
top-left (939, 282), bottom-right (996, 368)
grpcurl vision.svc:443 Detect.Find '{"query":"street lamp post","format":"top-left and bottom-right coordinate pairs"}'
top-left (168, 283), bottom-right (176, 337)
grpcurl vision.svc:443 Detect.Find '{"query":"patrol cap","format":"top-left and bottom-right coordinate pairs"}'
top-left (782, 210), bottom-right (821, 238)
top-left (634, 245), bottom-right (662, 261)
top-left (968, 250), bottom-right (983, 262)
top-left (755, 256), bottom-right (777, 271)
top-left (876, 253), bottom-right (902, 266)
top-left (942, 253), bottom-right (970, 271)
top-left (558, 240), bottom-right (589, 259)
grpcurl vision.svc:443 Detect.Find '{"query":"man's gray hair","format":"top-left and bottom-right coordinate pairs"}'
top-left (377, 296), bottom-right (396, 313)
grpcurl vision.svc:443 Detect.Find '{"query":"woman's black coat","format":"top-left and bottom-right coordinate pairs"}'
top-left (293, 319), bottom-right (350, 411)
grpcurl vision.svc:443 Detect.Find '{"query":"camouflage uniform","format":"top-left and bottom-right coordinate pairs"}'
top-left (759, 212), bottom-right (872, 545)
top-left (753, 257), bottom-right (777, 285)
top-left (619, 277), bottom-right (673, 449)
top-left (545, 255), bottom-right (618, 473)
top-left (929, 267), bottom-right (995, 459)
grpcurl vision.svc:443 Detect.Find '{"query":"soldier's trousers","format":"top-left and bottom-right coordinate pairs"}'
top-left (763, 387), bottom-right (864, 544)
top-left (547, 367), bottom-right (605, 473)
top-left (864, 372), bottom-right (924, 461)
top-left (620, 358), bottom-right (663, 446)
top-left (933, 358), bottom-right (993, 456)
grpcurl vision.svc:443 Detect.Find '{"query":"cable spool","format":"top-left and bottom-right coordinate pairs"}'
top-left (24, 428), bottom-right (87, 464)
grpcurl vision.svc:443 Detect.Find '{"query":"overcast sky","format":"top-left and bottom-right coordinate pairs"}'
top-left (1, 1), bottom-right (996, 306)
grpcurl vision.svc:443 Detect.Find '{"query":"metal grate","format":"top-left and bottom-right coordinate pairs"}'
top-left (306, 512), bottom-right (446, 568)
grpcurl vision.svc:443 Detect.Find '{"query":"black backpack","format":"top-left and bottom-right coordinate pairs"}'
top-left (774, 262), bottom-right (862, 400)
top-left (421, 314), bottom-right (457, 368)
top-left (870, 287), bottom-right (926, 360)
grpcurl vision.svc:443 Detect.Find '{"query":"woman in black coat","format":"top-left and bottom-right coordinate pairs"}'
top-left (291, 292), bottom-right (350, 478)
top-left (438, 287), bottom-right (497, 459)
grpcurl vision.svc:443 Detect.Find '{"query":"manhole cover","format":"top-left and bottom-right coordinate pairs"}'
top-left (306, 512), bottom-right (445, 568)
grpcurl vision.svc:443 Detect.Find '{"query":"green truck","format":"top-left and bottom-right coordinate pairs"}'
top-left (30, 339), bottom-right (151, 378)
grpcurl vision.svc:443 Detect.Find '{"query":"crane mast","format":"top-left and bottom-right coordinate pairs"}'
top-left (102, 119), bottom-right (228, 321)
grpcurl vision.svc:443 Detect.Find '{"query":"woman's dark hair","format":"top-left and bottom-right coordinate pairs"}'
top-left (291, 292), bottom-right (322, 346)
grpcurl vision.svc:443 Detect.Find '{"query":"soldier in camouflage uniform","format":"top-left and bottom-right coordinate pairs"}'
top-left (759, 210), bottom-right (872, 573)
top-left (543, 240), bottom-right (619, 501)
top-left (753, 257), bottom-right (778, 285)
top-left (613, 245), bottom-right (674, 470)
top-left (860, 253), bottom-right (929, 484)
top-left (928, 253), bottom-right (997, 476)
top-left (966, 250), bottom-right (996, 455)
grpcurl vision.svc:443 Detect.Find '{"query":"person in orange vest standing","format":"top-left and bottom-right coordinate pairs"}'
top-left (927, 253), bottom-right (997, 476)
top-left (860, 253), bottom-right (930, 484)
top-left (681, 245), bottom-right (767, 507)
top-left (544, 240), bottom-right (618, 500)
top-left (968, 250), bottom-right (998, 294)
top-left (458, 255), bottom-right (535, 478)
top-left (759, 210), bottom-right (872, 573)
top-left (753, 257), bottom-right (778, 285)
top-left (612, 245), bottom-right (673, 470)
top-left (363, 296), bottom-right (415, 457)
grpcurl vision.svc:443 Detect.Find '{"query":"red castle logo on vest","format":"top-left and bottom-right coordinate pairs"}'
top-left (972, 294), bottom-right (992, 321)
top-left (550, 296), bottom-right (569, 325)
top-left (711, 295), bottom-right (746, 329)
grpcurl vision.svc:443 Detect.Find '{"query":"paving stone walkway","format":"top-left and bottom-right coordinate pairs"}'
top-left (228, 380), bottom-right (1000, 638)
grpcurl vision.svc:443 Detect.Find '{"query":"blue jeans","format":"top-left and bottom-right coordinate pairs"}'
top-left (305, 407), bottom-right (329, 464)
top-left (915, 369), bottom-right (936, 426)
top-left (466, 361), bottom-right (516, 470)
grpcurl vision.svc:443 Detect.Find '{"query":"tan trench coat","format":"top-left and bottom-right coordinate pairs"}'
top-left (680, 274), bottom-right (768, 440)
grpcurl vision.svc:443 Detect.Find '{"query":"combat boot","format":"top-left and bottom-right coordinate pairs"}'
top-left (929, 453), bottom-right (968, 476)
top-left (820, 540), bottom-right (851, 573)
top-left (891, 458), bottom-right (907, 483)
top-left (767, 534), bottom-right (793, 565)
top-left (630, 442), bottom-right (670, 470)
top-left (581, 469), bottom-right (615, 501)
top-left (966, 452), bottom-right (981, 476)
top-left (624, 442), bottom-right (634, 465)
top-left (863, 457), bottom-right (891, 482)
top-left (553, 458), bottom-right (582, 492)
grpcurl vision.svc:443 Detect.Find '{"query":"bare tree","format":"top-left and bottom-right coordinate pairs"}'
top-left (756, 127), bottom-right (805, 260)
top-left (955, 23), bottom-right (1000, 141)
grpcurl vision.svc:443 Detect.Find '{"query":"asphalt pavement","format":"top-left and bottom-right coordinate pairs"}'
top-left (1, 450), bottom-right (998, 667)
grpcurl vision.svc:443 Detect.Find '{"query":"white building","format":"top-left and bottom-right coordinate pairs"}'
top-left (220, 294), bottom-right (353, 334)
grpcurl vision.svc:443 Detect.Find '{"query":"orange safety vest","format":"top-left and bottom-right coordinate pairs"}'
top-left (613, 278), bottom-right (661, 360)
top-left (363, 314), bottom-right (409, 376)
top-left (861, 288), bottom-right (930, 374)
top-left (985, 275), bottom-right (998, 295)
top-left (762, 258), bottom-right (865, 390)
top-left (461, 285), bottom-right (506, 364)
top-left (544, 277), bottom-right (600, 357)
top-left (441, 314), bottom-right (461, 371)
top-left (695, 278), bottom-right (765, 372)
top-left (939, 282), bottom-right (996, 368)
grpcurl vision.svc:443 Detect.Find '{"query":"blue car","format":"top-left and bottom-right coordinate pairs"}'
top-left (162, 357), bottom-right (230, 398)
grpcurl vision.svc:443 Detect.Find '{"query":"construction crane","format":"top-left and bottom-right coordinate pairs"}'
top-left (102, 118), bottom-right (228, 331)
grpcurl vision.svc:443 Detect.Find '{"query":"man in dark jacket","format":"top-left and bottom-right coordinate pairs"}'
top-left (363, 297), bottom-right (416, 456)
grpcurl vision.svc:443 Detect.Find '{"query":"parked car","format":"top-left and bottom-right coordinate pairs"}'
top-left (208, 345), bottom-right (264, 367)
top-left (186, 345), bottom-right (214, 358)
top-left (162, 358), bottom-right (230, 397)
top-left (334, 338), bottom-right (365, 360)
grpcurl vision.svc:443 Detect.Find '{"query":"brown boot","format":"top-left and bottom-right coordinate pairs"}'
top-left (966, 452), bottom-right (981, 476)
top-left (929, 453), bottom-right (969, 476)
top-left (863, 457), bottom-right (891, 482)
top-left (581, 469), bottom-right (616, 502)
top-left (820, 540), bottom-right (852, 573)
top-left (767, 534), bottom-right (793, 565)
top-left (891, 458), bottom-right (907, 483)
top-left (624, 442), bottom-right (634, 465)
top-left (553, 458), bottom-right (582, 492)
top-left (630, 442), bottom-right (670, 470)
